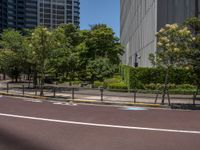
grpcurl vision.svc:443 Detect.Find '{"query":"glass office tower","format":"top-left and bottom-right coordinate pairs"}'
top-left (120, 0), bottom-right (200, 67)
top-left (0, 0), bottom-right (80, 31)
top-left (0, 0), bottom-right (27, 30)
top-left (38, 0), bottom-right (80, 28)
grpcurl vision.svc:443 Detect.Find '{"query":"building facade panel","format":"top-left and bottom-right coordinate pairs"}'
top-left (25, 0), bottom-right (38, 28)
top-left (0, 0), bottom-right (80, 31)
top-left (120, 0), bottom-right (157, 67)
top-left (157, 0), bottom-right (197, 31)
top-left (121, 0), bottom-right (200, 67)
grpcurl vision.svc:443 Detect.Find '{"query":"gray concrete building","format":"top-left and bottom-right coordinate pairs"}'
top-left (120, 0), bottom-right (200, 67)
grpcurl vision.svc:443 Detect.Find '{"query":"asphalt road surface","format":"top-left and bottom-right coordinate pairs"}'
top-left (0, 96), bottom-right (200, 150)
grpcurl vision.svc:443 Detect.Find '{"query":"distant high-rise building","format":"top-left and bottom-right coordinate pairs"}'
top-left (37, 0), bottom-right (80, 28)
top-left (0, 0), bottom-right (80, 31)
top-left (120, 0), bottom-right (200, 67)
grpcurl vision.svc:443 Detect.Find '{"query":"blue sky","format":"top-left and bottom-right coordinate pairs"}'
top-left (80, 0), bottom-right (120, 36)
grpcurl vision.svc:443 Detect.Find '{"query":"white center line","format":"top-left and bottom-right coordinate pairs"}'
top-left (0, 113), bottom-right (200, 134)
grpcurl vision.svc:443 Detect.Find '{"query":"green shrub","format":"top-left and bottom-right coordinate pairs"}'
top-left (144, 83), bottom-right (163, 90)
top-left (168, 68), bottom-right (195, 84)
top-left (120, 65), bottom-right (195, 90)
top-left (176, 84), bottom-right (196, 89)
top-left (94, 81), bottom-right (104, 87)
top-left (144, 83), bottom-right (196, 92)
top-left (144, 83), bottom-right (181, 90)
top-left (72, 81), bottom-right (81, 85)
top-left (107, 82), bottom-right (128, 90)
top-left (169, 89), bottom-right (196, 95)
top-left (104, 77), bottom-right (122, 88)
top-left (92, 75), bottom-right (126, 89)
top-left (112, 75), bottom-right (122, 80)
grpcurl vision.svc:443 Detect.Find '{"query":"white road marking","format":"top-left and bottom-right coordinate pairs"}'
top-left (121, 107), bottom-right (148, 111)
top-left (53, 102), bottom-right (77, 106)
top-left (0, 113), bottom-right (200, 134)
top-left (23, 99), bottom-right (43, 103)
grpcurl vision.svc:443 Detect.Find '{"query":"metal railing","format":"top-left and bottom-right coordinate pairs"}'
top-left (1, 82), bottom-right (199, 107)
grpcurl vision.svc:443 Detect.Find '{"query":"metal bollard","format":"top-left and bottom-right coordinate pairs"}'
top-left (22, 85), bottom-right (25, 96)
top-left (53, 88), bottom-right (56, 98)
top-left (155, 90), bottom-right (159, 104)
top-left (7, 83), bottom-right (9, 93)
top-left (193, 92), bottom-right (197, 106)
top-left (133, 90), bottom-right (136, 103)
top-left (167, 91), bottom-right (171, 106)
top-left (100, 87), bottom-right (104, 102)
top-left (72, 87), bottom-right (75, 100)
top-left (35, 86), bottom-right (37, 96)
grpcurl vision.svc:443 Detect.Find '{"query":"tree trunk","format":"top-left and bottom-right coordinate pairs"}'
top-left (161, 68), bottom-right (169, 105)
top-left (40, 74), bottom-right (44, 96)
top-left (40, 61), bottom-right (45, 96)
top-left (91, 79), bottom-right (95, 88)
top-left (15, 75), bottom-right (18, 83)
top-left (3, 73), bottom-right (6, 80)
top-left (28, 73), bottom-right (31, 89)
top-left (33, 67), bottom-right (37, 88)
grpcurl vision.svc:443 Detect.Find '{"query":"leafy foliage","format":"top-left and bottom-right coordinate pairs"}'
top-left (86, 58), bottom-right (115, 83)
top-left (184, 17), bottom-right (200, 86)
top-left (0, 29), bottom-right (29, 81)
top-left (150, 24), bottom-right (194, 68)
top-left (0, 24), bottom-right (123, 88)
top-left (120, 65), bottom-right (195, 89)
top-left (29, 27), bottom-right (56, 95)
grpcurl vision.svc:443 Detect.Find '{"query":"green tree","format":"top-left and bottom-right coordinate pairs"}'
top-left (30, 27), bottom-right (55, 96)
top-left (87, 24), bottom-right (123, 64)
top-left (86, 58), bottom-right (115, 85)
top-left (150, 24), bottom-right (194, 105)
top-left (49, 24), bottom-right (81, 83)
top-left (78, 24), bottom-right (123, 81)
top-left (0, 29), bottom-right (27, 82)
top-left (184, 17), bottom-right (200, 104)
top-left (0, 50), bottom-right (21, 81)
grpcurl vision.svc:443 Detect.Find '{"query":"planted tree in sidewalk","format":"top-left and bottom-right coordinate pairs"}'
top-left (149, 24), bottom-right (194, 105)
top-left (86, 58), bottom-right (115, 86)
top-left (49, 24), bottom-right (81, 83)
top-left (30, 27), bottom-right (55, 96)
top-left (184, 17), bottom-right (200, 104)
top-left (87, 24), bottom-right (124, 64)
top-left (0, 29), bottom-right (28, 82)
top-left (79, 24), bottom-right (123, 82)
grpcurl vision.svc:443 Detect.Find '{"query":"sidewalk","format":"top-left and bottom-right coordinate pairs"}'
top-left (0, 81), bottom-right (199, 107)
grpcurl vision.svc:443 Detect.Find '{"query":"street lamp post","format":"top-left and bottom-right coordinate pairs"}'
top-left (134, 53), bottom-right (138, 67)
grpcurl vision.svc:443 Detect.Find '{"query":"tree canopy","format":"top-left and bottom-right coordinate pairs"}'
top-left (0, 24), bottom-right (123, 91)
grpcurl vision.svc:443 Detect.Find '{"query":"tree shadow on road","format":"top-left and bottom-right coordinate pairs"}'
top-left (0, 127), bottom-right (52, 150)
top-left (171, 103), bottom-right (200, 110)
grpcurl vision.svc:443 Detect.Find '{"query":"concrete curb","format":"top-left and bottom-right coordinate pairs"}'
top-left (0, 92), bottom-right (48, 100)
top-left (73, 99), bottom-right (162, 108)
top-left (0, 92), bottom-right (166, 108)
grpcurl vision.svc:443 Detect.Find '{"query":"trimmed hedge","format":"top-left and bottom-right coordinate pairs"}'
top-left (94, 75), bottom-right (128, 90)
top-left (107, 82), bottom-right (128, 90)
top-left (94, 81), bottom-right (104, 87)
top-left (144, 83), bottom-right (196, 90)
top-left (120, 65), bottom-right (195, 90)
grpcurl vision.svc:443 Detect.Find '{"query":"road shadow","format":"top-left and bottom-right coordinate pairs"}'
top-left (171, 103), bottom-right (200, 110)
top-left (0, 127), bottom-right (52, 150)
